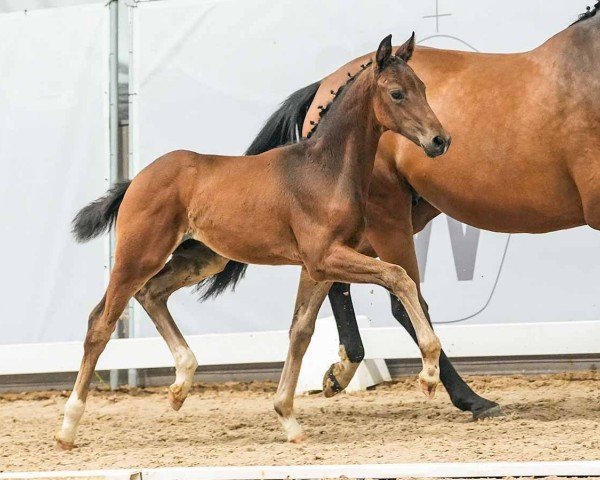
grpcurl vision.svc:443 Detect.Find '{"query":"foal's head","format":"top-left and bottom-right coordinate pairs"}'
top-left (372, 34), bottom-right (450, 158)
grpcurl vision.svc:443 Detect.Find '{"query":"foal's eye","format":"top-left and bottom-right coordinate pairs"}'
top-left (390, 90), bottom-right (405, 101)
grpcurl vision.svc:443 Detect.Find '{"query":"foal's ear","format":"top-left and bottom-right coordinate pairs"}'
top-left (376, 34), bottom-right (393, 70)
top-left (396, 32), bottom-right (416, 62)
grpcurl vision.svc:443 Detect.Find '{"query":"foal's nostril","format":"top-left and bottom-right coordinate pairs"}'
top-left (432, 136), bottom-right (445, 148)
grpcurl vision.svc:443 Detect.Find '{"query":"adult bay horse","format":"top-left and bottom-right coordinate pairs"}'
top-left (196, 4), bottom-right (600, 420)
top-left (56, 35), bottom-right (450, 449)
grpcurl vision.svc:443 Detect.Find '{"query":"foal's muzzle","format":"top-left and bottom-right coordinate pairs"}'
top-left (424, 135), bottom-right (451, 158)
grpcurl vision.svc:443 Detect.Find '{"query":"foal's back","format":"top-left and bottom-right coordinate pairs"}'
top-left (118, 147), bottom-right (307, 265)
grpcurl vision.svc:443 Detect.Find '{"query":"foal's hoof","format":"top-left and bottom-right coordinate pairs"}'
top-left (418, 373), bottom-right (438, 399)
top-left (168, 385), bottom-right (186, 411)
top-left (473, 404), bottom-right (505, 421)
top-left (322, 365), bottom-right (344, 398)
top-left (289, 432), bottom-right (309, 444)
top-left (55, 435), bottom-right (75, 451)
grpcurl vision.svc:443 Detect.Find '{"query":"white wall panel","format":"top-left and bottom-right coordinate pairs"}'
top-left (0, 4), bottom-right (109, 344)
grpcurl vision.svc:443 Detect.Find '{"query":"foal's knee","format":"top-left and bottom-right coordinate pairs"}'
top-left (387, 265), bottom-right (417, 297)
top-left (288, 322), bottom-right (315, 349)
top-left (305, 261), bottom-right (328, 282)
top-left (304, 249), bottom-right (340, 282)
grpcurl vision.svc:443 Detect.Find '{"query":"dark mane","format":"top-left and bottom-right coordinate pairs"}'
top-left (571, 2), bottom-right (600, 26)
top-left (305, 60), bottom-right (373, 139)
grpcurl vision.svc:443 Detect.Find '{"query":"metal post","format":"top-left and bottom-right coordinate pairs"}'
top-left (108, 0), bottom-right (126, 390)
top-left (125, 0), bottom-right (138, 388)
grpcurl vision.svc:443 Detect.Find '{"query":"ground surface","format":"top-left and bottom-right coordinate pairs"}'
top-left (1, 372), bottom-right (599, 472)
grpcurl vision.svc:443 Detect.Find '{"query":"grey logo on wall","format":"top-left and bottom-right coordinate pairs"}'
top-left (416, 1), bottom-right (482, 283)
top-left (416, 217), bottom-right (481, 282)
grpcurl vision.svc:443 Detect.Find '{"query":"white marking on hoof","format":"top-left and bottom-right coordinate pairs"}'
top-left (418, 367), bottom-right (439, 399)
top-left (57, 393), bottom-right (85, 447)
top-left (55, 435), bottom-right (75, 451)
top-left (323, 346), bottom-right (360, 397)
top-left (278, 415), bottom-right (305, 443)
top-left (170, 346), bottom-right (198, 410)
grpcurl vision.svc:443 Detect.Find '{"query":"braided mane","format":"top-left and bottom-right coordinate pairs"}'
top-left (305, 60), bottom-right (373, 139)
top-left (572, 1), bottom-right (600, 25)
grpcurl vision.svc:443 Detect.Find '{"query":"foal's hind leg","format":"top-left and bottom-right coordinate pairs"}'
top-left (135, 240), bottom-right (228, 411)
top-left (56, 223), bottom-right (183, 450)
top-left (274, 268), bottom-right (331, 442)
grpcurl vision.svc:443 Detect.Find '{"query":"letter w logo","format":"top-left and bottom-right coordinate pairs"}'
top-left (415, 217), bottom-right (480, 282)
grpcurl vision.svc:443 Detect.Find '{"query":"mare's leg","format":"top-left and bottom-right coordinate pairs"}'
top-left (274, 268), bottom-right (331, 442)
top-left (322, 282), bottom-right (364, 397)
top-left (369, 189), bottom-right (502, 418)
top-left (135, 240), bottom-right (228, 411)
top-left (56, 216), bottom-right (184, 450)
top-left (305, 245), bottom-right (441, 397)
top-left (390, 294), bottom-right (501, 418)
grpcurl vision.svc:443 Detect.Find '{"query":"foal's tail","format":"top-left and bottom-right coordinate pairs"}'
top-left (195, 80), bottom-right (322, 300)
top-left (72, 180), bottom-right (131, 243)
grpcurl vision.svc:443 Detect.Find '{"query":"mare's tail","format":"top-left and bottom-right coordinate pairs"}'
top-left (72, 180), bottom-right (131, 243)
top-left (195, 80), bottom-right (321, 300)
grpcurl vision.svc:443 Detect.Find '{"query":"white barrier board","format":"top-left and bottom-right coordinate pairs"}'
top-left (2, 461), bottom-right (600, 479)
top-left (1, 318), bottom-right (598, 376)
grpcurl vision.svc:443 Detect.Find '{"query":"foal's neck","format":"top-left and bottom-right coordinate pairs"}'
top-left (305, 70), bottom-right (382, 198)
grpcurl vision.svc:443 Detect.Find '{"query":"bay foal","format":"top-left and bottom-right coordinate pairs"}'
top-left (57, 34), bottom-right (449, 449)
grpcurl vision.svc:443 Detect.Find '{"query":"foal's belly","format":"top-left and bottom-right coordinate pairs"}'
top-left (188, 205), bottom-right (303, 266)
top-left (193, 229), bottom-right (303, 266)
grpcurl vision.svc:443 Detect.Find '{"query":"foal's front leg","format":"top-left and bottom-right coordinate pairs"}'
top-left (306, 246), bottom-right (441, 397)
top-left (274, 268), bottom-right (331, 442)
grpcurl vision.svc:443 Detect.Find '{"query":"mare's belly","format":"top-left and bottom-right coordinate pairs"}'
top-left (406, 164), bottom-right (585, 234)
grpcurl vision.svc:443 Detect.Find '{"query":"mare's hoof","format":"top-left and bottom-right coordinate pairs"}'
top-left (289, 432), bottom-right (309, 444)
top-left (322, 365), bottom-right (344, 398)
top-left (168, 386), bottom-right (186, 411)
top-left (55, 435), bottom-right (75, 451)
top-left (472, 404), bottom-right (505, 421)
